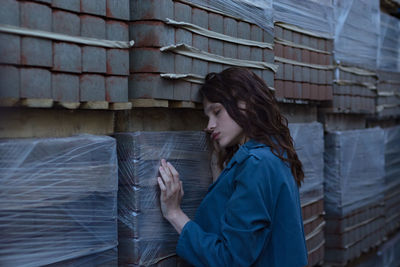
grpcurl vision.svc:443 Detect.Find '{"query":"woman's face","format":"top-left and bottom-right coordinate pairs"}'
top-left (203, 98), bottom-right (245, 149)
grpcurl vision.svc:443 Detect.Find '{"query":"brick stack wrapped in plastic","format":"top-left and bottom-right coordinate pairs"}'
top-left (289, 122), bottom-right (325, 266)
top-left (383, 126), bottom-right (400, 237)
top-left (330, 0), bottom-right (379, 114)
top-left (115, 131), bottom-right (213, 266)
top-left (376, 12), bottom-right (400, 118)
top-left (273, 0), bottom-right (334, 102)
top-left (0, 135), bottom-right (118, 266)
top-left (0, 0), bottom-right (131, 110)
top-left (129, 0), bottom-right (276, 107)
top-left (324, 128), bottom-right (385, 265)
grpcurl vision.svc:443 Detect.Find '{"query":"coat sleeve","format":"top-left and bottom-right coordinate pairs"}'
top-left (176, 155), bottom-right (276, 267)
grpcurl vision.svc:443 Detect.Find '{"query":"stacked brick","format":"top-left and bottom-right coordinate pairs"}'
top-left (129, 0), bottom-right (275, 105)
top-left (330, 0), bottom-right (380, 116)
top-left (289, 122), bottom-right (325, 266)
top-left (324, 128), bottom-right (386, 266)
top-left (274, 26), bottom-right (334, 101)
top-left (0, 0), bottom-right (131, 109)
top-left (383, 126), bottom-right (400, 237)
top-left (115, 131), bottom-right (212, 266)
top-left (376, 13), bottom-right (400, 118)
top-left (0, 135), bottom-right (118, 266)
top-left (331, 67), bottom-right (377, 114)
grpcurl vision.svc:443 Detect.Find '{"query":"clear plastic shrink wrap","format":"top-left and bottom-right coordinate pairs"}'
top-left (0, 135), bottom-right (118, 267)
top-left (289, 122), bottom-right (324, 206)
top-left (383, 125), bottom-right (400, 235)
top-left (324, 127), bottom-right (385, 217)
top-left (182, 0), bottom-right (273, 33)
top-left (332, 0), bottom-right (380, 69)
top-left (273, 0), bottom-right (334, 37)
top-left (115, 132), bottom-right (212, 266)
top-left (378, 13), bottom-right (400, 72)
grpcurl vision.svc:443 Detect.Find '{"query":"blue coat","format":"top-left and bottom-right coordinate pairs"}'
top-left (176, 139), bottom-right (308, 267)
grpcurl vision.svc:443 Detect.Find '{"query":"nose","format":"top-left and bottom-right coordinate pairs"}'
top-left (204, 118), bottom-right (216, 133)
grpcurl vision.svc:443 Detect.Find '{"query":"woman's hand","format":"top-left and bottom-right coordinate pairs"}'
top-left (157, 159), bottom-right (190, 234)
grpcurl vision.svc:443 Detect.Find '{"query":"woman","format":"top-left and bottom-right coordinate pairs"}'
top-left (157, 67), bottom-right (308, 266)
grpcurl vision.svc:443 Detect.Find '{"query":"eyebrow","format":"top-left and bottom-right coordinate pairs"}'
top-left (204, 103), bottom-right (220, 115)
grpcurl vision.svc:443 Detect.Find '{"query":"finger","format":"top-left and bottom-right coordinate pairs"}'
top-left (159, 166), bottom-right (171, 187)
top-left (158, 177), bottom-right (166, 192)
top-left (162, 159), bottom-right (173, 179)
top-left (167, 162), bottom-right (179, 183)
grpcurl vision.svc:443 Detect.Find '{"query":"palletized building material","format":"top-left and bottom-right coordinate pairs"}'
top-left (376, 13), bottom-right (400, 118)
top-left (289, 122), bottom-right (325, 266)
top-left (0, 135), bottom-right (118, 266)
top-left (273, 0), bottom-right (334, 101)
top-left (129, 0), bottom-right (275, 106)
top-left (115, 131), bottom-right (212, 266)
top-left (328, 0), bottom-right (379, 115)
top-left (383, 126), bottom-right (400, 236)
top-left (324, 128), bottom-right (386, 266)
top-left (0, 0), bottom-right (131, 110)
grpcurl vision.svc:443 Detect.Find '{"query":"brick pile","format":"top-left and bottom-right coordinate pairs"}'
top-left (274, 25), bottom-right (333, 102)
top-left (129, 0), bottom-right (275, 104)
top-left (0, 0), bottom-right (130, 109)
top-left (115, 131), bottom-right (212, 266)
top-left (0, 135), bottom-right (118, 266)
top-left (324, 128), bottom-right (386, 266)
top-left (289, 122), bottom-right (325, 266)
top-left (383, 126), bottom-right (400, 237)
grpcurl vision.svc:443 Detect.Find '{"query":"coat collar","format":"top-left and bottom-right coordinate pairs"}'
top-left (224, 139), bottom-right (266, 170)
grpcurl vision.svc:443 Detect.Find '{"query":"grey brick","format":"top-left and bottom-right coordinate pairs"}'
top-left (52, 0), bottom-right (80, 12)
top-left (250, 48), bottom-right (262, 62)
top-left (81, 0), bottom-right (106, 16)
top-left (0, 0), bottom-right (19, 26)
top-left (274, 25), bottom-right (283, 39)
top-left (284, 63), bottom-right (293, 80)
top-left (318, 69), bottom-right (326, 84)
top-left (191, 83), bottom-right (202, 102)
top-left (176, 28), bottom-right (192, 45)
top-left (275, 62), bottom-right (284, 80)
top-left (20, 68), bottom-right (51, 98)
top-left (293, 66), bottom-right (302, 82)
top-left (107, 49), bottom-right (129, 75)
top-left (309, 37), bottom-right (318, 50)
top-left (318, 39), bottom-right (325, 51)
top-left (80, 74), bottom-right (105, 101)
top-left (0, 33), bottom-right (20, 64)
top-left (251, 25), bottom-right (263, 42)
top-left (263, 49), bottom-right (274, 63)
top-left (130, 0), bottom-right (173, 21)
top-left (130, 21), bottom-right (173, 47)
top-left (130, 48), bottom-right (174, 73)
top-left (128, 73), bottom-right (173, 100)
top-left (175, 54), bottom-right (192, 74)
top-left (107, 21), bottom-right (129, 41)
top-left (81, 15), bottom-right (106, 39)
top-left (52, 73), bottom-right (79, 102)
top-left (292, 32), bottom-right (301, 44)
top-left (21, 37), bottom-right (52, 67)
top-left (82, 47), bottom-right (106, 73)
top-left (52, 10), bottom-right (80, 36)
top-left (173, 80), bottom-right (191, 101)
top-left (33, 0), bottom-right (51, 4)
top-left (53, 42), bottom-right (82, 73)
top-left (106, 0), bottom-right (130, 20)
top-left (310, 68), bottom-right (319, 83)
top-left (237, 22), bottom-right (250, 60)
top-left (174, 1), bottom-right (191, 22)
top-left (223, 17), bottom-right (237, 58)
top-left (106, 76), bottom-right (128, 102)
top-left (302, 67), bottom-right (310, 82)
top-left (192, 8), bottom-right (208, 76)
top-left (326, 70), bottom-right (334, 83)
top-left (0, 65), bottom-right (19, 99)
top-left (262, 70), bottom-right (274, 88)
top-left (209, 12), bottom-right (224, 63)
top-left (301, 35), bottom-right (310, 47)
top-left (20, 2), bottom-right (51, 31)
top-left (283, 29), bottom-right (292, 42)
top-left (263, 30), bottom-right (274, 44)
top-left (208, 63), bottom-right (223, 73)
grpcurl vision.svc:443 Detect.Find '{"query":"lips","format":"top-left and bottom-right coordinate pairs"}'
top-left (211, 132), bottom-right (220, 140)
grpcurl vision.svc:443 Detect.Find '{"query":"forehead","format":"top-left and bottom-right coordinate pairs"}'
top-left (203, 99), bottom-right (222, 114)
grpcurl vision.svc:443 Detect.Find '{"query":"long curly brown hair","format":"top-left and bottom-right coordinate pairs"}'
top-left (200, 67), bottom-right (304, 186)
